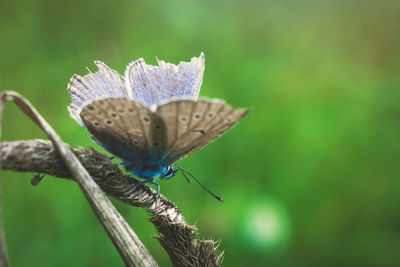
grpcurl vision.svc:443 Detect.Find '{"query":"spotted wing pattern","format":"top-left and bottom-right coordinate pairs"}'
top-left (68, 61), bottom-right (128, 125)
top-left (79, 98), bottom-right (167, 163)
top-left (125, 53), bottom-right (205, 109)
top-left (156, 99), bottom-right (249, 164)
top-left (79, 98), bottom-right (248, 166)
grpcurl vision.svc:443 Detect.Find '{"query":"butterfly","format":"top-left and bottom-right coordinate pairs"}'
top-left (67, 53), bottom-right (249, 201)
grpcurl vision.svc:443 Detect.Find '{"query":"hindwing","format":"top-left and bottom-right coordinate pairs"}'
top-left (156, 100), bottom-right (249, 163)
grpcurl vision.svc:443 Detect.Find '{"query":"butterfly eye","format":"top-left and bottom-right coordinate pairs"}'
top-left (164, 166), bottom-right (176, 179)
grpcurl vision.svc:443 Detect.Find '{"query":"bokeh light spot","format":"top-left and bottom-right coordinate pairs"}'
top-left (241, 197), bottom-right (291, 253)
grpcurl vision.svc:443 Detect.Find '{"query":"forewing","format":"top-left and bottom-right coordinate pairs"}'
top-left (156, 99), bottom-right (249, 163)
top-left (125, 53), bottom-right (205, 108)
top-left (79, 98), bottom-right (165, 162)
top-left (68, 61), bottom-right (128, 125)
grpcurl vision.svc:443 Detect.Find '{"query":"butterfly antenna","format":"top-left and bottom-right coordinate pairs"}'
top-left (174, 165), bottom-right (224, 202)
top-left (179, 169), bottom-right (191, 183)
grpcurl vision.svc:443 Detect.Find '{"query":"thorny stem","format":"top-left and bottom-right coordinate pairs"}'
top-left (0, 91), bottom-right (158, 267)
top-left (0, 139), bottom-right (224, 267)
top-left (0, 94), bottom-right (9, 267)
top-left (0, 91), bottom-right (223, 266)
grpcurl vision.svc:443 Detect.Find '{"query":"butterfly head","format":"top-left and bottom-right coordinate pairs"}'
top-left (161, 165), bottom-right (178, 180)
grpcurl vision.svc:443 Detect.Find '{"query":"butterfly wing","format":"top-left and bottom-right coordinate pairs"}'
top-left (79, 98), bottom-right (167, 164)
top-left (68, 61), bottom-right (128, 125)
top-left (156, 99), bottom-right (249, 164)
top-left (125, 53), bottom-right (205, 109)
top-left (79, 98), bottom-right (247, 174)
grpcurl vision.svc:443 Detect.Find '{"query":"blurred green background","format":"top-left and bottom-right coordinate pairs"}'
top-left (1, 0), bottom-right (400, 266)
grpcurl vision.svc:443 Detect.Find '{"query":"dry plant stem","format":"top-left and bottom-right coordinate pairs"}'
top-left (0, 139), bottom-right (224, 267)
top-left (0, 95), bottom-right (9, 267)
top-left (0, 91), bottom-right (158, 267)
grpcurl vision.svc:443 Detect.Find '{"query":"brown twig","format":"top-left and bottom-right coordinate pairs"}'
top-left (0, 91), bottom-right (158, 267)
top-left (0, 90), bottom-right (223, 266)
top-left (0, 93), bottom-right (9, 267)
top-left (0, 139), bottom-right (224, 266)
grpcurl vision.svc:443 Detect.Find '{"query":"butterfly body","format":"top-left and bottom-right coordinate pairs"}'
top-left (68, 54), bottom-right (248, 197)
top-left (120, 158), bottom-right (171, 180)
